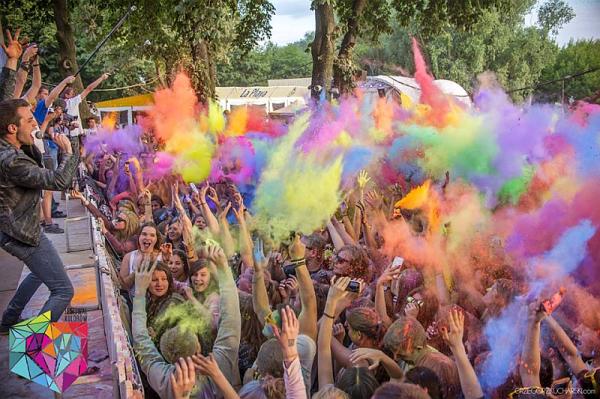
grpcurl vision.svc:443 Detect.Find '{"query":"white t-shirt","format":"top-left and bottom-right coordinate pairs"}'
top-left (65, 94), bottom-right (83, 137)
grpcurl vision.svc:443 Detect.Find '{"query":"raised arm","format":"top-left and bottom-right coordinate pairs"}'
top-left (201, 244), bottom-right (241, 391)
top-left (375, 263), bottom-right (402, 327)
top-left (545, 316), bottom-right (587, 376)
top-left (80, 72), bottom-right (109, 100)
top-left (23, 51), bottom-right (41, 103)
top-left (13, 44), bottom-right (38, 98)
top-left (217, 203), bottom-right (235, 259)
top-left (45, 75), bottom-right (76, 107)
top-left (273, 306), bottom-right (306, 399)
top-left (131, 257), bottom-right (175, 397)
top-left (318, 277), bottom-right (351, 390)
top-left (441, 309), bottom-right (484, 399)
top-left (520, 302), bottom-right (546, 388)
top-left (198, 184), bottom-right (220, 236)
top-left (252, 238), bottom-right (272, 325)
top-left (172, 182), bottom-right (198, 262)
top-left (0, 29), bottom-right (21, 100)
top-left (289, 235), bottom-right (318, 342)
top-left (327, 219), bottom-right (345, 251)
top-left (232, 193), bottom-right (253, 268)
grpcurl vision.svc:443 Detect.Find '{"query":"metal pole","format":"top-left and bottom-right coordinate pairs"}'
top-left (74, 5), bottom-right (136, 77)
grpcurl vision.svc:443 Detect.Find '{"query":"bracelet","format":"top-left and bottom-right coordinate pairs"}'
top-left (293, 261), bottom-right (306, 269)
top-left (290, 257), bottom-right (305, 264)
top-left (32, 63), bottom-right (40, 67)
top-left (323, 312), bottom-right (335, 320)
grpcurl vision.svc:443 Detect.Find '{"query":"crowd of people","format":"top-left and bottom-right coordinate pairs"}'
top-left (0, 27), bottom-right (599, 399)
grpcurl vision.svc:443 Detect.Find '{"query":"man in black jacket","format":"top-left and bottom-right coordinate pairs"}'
top-left (0, 98), bottom-right (79, 333)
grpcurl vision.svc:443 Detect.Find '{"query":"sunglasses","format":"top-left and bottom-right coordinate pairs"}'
top-left (406, 296), bottom-right (424, 307)
top-left (333, 254), bottom-right (352, 264)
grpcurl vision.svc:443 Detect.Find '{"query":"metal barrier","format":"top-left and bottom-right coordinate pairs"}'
top-left (89, 198), bottom-right (144, 398)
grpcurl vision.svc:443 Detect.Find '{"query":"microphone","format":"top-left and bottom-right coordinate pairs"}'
top-left (34, 129), bottom-right (44, 139)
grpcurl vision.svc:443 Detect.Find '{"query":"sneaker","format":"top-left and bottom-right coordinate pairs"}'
top-left (51, 211), bottom-right (67, 218)
top-left (44, 224), bottom-right (64, 234)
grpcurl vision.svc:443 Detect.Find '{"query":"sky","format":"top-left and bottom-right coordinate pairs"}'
top-left (270, 0), bottom-right (600, 46)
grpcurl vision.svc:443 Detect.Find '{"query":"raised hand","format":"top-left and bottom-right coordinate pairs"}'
top-left (217, 202), bottom-right (232, 220)
top-left (272, 305), bottom-right (300, 362)
top-left (288, 234), bottom-right (305, 260)
top-left (357, 170), bottom-right (371, 191)
top-left (441, 308), bottom-right (465, 350)
top-left (201, 244), bottom-right (227, 270)
top-left (332, 323), bottom-right (346, 342)
top-left (404, 302), bottom-right (420, 318)
top-left (21, 44), bottom-right (38, 62)
top-left (160, 243), bottom-right (173, 259)
top-left (365, 190), bottom-right (382, 210)
top-left (134, 255), bottom-right (158, 296)
top-left (327, 276), bottom-right (351, 303)
top-left (169, 357), bottom-right (196, 399)
top-left (377, 263), bottom-right (402, 287)
top-left (253, 238), bottom-right (267, 271)
top-left (191, 353), bottom-right (223, 379)
top-left (2, 29), bottom-right (22, 59)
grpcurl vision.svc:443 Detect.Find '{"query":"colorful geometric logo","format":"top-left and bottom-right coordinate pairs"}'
top-left (8, 311), bottom-right (88, 393)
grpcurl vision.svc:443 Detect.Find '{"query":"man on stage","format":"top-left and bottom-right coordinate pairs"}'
top-left (0, 98), bottom-right (80, 333)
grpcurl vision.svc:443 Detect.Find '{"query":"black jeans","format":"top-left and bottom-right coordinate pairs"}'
top-left (0, 232), bottom-right (74, 324)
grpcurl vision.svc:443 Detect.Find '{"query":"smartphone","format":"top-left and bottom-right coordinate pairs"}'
top-left (283, 264), bottom-right (296, 278)
top-left (392, 256), bottom-right (404, 269)
top-left (346, 280), bottom-right (360, 293)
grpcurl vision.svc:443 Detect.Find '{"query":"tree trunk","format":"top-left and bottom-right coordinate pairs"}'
top-left (189, 40), bottom-right (215, 104)
top-left (334, 0), bottom-right (367, 96)
top-left (311, 1), bottom-right (335, 100)
top-left (53, 0), bottom-right (90, 118)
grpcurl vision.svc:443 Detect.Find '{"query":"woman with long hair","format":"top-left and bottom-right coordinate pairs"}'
top-left (184, 259), bottom-right (220, 332)
top-left (119, 222), bottom-right (162, 297)
top-left (145, 262), bottom-right (184, 345)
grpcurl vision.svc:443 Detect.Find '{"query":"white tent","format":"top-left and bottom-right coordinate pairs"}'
top-left (360, 75), bottom-right (472, 107)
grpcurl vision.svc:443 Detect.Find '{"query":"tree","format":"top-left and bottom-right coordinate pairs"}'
top-left (106, 0), bottom-right (275, 102)
top-left (217, 35), bottom-right (313, 87)
top-left (538, 40), bottom-right (600, 103)
top-left (354, 0), bottom-right (575, 102)
top-left (310, 0), bottom-right (536, 98)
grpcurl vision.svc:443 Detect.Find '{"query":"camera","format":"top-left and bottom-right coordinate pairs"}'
top-left (346, 280), bottom-right (361, 293)
top-left (61, 113), bottom-right (79, 130)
